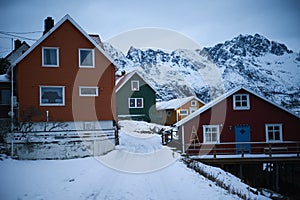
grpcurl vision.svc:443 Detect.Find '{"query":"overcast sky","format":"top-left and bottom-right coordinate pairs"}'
top-left (0, 0), bottom-right (300, 57)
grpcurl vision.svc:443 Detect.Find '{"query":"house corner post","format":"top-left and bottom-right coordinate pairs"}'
top-left (181, 125), bottom-right (185, 154)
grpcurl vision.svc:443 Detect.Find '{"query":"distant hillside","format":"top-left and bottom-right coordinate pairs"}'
top-left (104, 33), bottom-right (300, 115)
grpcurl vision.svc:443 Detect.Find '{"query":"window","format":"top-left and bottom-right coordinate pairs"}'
top-left (265, 124), bottom-right (283, 142)
top-left (79, 86), bottom-right (98, 96)
top-left (233, 94), bottom-right (250, 110)
top-left (79, 49), bottom-right (94, 68)
top-left (166, 110), bottom-right (171, 116)
top-left (203, 125), bottom-right (220, 143)
top-left (1, 89), bottom-right (11, 105)
top-left (179, 109), bottom-right (188, 116)
top-left (128, 98), bottom-right (143, 108)
top-left (42, 47), bottom-right (59, 67)
top-left (191, 100), bottom-right (197, 107)
top-left (131, 80), bottom-right (139, 91)
top-left (40, 86), bottom-right (65, 106)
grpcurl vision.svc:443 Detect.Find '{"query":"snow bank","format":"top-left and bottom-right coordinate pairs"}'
top-left (183, 158), bottom-right (270, 200)
top-left (118, 120), bottom-right (169, 135)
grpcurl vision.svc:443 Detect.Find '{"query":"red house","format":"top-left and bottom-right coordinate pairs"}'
top-left (172, 86), bottom-right (300, 156)
top-left (5, 15), bottom-right (117, 159)
top-left (9, 15), bottom-right (116, 124)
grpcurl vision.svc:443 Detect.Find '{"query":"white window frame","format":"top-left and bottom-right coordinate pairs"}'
top-left (79, 48), bottom-right (95, 68)
top-left (191, 100), bottom-right (197, 107)
top-left (79, 86), bottom-right (98, 97)
top-left (40, 86), bottom-right (65, 106)
top-left (179, 109), bottom-right (188, 116)
top-left (203, 125), bottom-right (220, 144)
top-left (131, 80), bottom-right (140, 91)
top-left (42, 47), bottom-right (59, 67)
top-left (128, 98), bottom-right (144, 108)
top-left (233, 94), bottom-right (250, 110)
top-left (265, 124), bottom-right (283, 143)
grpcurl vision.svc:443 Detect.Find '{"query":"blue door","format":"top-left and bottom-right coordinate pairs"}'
top-left (235, 125), bottom-right (251, 154)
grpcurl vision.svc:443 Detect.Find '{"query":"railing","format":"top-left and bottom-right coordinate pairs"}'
top-left (184, 141), bottom-right (300, 158)
top-left (6, 129), bottom-right (116, 144)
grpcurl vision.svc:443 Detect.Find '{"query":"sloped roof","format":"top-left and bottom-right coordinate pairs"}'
top-left (4, 41), bottom-right (30, 60)
top-left (174, 86), bottom-right (299, 127)
top-left (156, 96), bottom-right (204, 110)
top-left (115, 70), bottom-right (156, 93)
top-left (8, 14), bottom-right (115, 71)
top-left (89, 34), bottom-right (102, 46)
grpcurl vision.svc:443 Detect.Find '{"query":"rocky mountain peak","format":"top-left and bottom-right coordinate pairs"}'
top-left (203, 33), bottom-right (293, 63)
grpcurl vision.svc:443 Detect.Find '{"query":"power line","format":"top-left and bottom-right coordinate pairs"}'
top-left (0, 30), bottom-right (43, 34)
top-left (0, 31), bottom-right (38, 41)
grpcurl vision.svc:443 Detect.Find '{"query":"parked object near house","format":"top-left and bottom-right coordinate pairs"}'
top-left (115, 70), bottom-right (158, 122)
top-left (4, 14), bottom-right (117, 159)
top-left (156, 96), bottom-right (205, 125)
top-left (169, 86), bottom-right (300, 156)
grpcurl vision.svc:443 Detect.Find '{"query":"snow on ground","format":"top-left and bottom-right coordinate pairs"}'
top-left (0, 120), bottom-right (268, 200)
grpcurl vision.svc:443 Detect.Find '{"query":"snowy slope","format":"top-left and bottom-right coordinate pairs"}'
top-left (104, 34), bottom-right (300, 114)
top-left (0, 120), bottom-right (269, 200)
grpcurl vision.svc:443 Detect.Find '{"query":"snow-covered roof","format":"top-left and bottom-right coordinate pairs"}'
top-left (156, 96), bottom-right (204, 110)
top-left (8, 14), bottom-right (116, 72)
top-left (115, 70), bottom-right (156, 93)
top-left (0, 74), bottom-right (10, 82)
top-left (175, 86), bottom-right (300, 127)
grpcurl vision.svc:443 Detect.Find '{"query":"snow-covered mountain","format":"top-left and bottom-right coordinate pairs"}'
top-left (103, 33), bottom-right (300, 114)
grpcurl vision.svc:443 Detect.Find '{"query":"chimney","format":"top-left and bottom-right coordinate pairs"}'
top-left (43, 17), bottom-right (54, 35)
top-left (14, 39), bottom-right (22, 50)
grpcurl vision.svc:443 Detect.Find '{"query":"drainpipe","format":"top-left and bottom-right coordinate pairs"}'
top-left (10, 38), bottom-right (14, 157)
top-left (181, 125), bottom-right (185, 154)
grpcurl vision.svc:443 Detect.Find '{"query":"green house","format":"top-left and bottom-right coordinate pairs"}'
top-left (116, 71), bottom-right (157, 122)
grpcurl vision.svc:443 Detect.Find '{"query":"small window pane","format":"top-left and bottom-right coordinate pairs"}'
top-left (131, 81), bottom-right (139, 91)
top-left (80, 49), bottom-right (93, 67)
top-left (268, 132), bottom-right (273, 140)
top-left (137, 99), bottom-right (143, 107)
top-left (129, 99), bottom-right (135, 107)
top-left (80, 87), bottom-right (98, 96)
top-left (43, 48), bottom-right (58, 66)
top-left (275, 132), bottom-right (280, 140)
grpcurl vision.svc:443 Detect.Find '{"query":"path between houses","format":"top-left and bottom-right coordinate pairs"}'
top-left (0, 120), bottom-right (263, 200)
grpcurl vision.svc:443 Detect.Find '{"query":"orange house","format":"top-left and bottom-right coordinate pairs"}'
top-left (156, 96), bottom-right (205, 125)
top-left (9, 15), bottom-right (116, 129)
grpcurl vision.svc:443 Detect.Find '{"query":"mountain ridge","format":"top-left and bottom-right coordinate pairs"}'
top-left (103, 33), bottom-right (300, 115)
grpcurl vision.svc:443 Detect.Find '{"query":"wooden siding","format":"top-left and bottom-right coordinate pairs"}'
top-left (116, 73), bottom-right (156, 122)
top-left (16, 20), bottom-right (115, 122)
top-left (176, 89), bottom-right (300, 155)
top-left (164, 98), bottom-right (204, 125)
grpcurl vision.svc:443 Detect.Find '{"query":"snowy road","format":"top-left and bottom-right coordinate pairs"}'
top-left (0, 121), bottom-right (243, 200)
